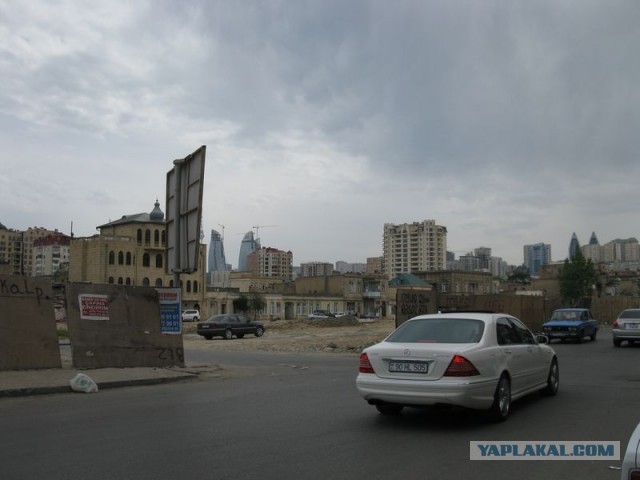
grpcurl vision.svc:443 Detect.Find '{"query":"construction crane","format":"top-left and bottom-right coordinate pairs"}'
top-left (252, 225), bottom-right (277, 242)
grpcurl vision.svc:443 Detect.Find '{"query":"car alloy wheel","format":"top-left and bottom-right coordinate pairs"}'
top-left (541, 358), bottom-right (559, 396)
top-left (224, 329), bottom-right (233, 340)
top-left (255, 327), bottom-right (264, 337)
top-left (489, 375), bottom-right (511, 422)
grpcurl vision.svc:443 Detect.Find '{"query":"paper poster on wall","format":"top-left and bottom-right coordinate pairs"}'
top-left (79, 294), bottom-right (110, 320)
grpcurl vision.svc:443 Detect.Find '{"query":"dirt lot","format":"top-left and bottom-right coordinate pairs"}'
top-left (183, 317), bottom-right (397, 354)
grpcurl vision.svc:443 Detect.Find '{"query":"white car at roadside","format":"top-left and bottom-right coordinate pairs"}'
top-left (181, 309), bottom-right (200, 322)
top-left (356, 312), bottom-right (558, 422)
top-left (621, 422), bottom-right (640, 479)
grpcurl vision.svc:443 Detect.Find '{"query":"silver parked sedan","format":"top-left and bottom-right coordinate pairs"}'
top-left (613, 309), bottom-right (640, 347)
top-left (356, 312), bottom-right (558, 421)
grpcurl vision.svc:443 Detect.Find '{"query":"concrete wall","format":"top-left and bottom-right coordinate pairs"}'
top-left (437, 294), bottom-right (548, 332)
top-left (0, 275), bottom-right (61, 370)
top-left (66, 283), bottom-right (184, 368)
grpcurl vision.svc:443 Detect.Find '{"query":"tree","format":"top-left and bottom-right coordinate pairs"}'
top-left (558, 248), bottom-right (598, 306)
top-left (248, 292), bottom-right (266, 320)
top-left (508, 265), bottom-right (531, 284)
top-left (233, 295), bottom-right (250, 314)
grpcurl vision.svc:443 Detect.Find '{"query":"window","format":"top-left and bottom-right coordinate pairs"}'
top-left (509, 317), bottom-right (535, 345)
top-left (143, 253), bottom-right (150, 267)
top-left (155, 254), bottom-right (163, 268)
top-left (193, 280), bottom-right (198, 293)
top-left (154, 229), bottom-right (160, 246)
top-left (108, 251), bottom-right (115, 265)
top-left (118, 251), bottom-right (124, 265)
top-left (186, 280), bottom-right (192, 293)
top-left (137, 229), bottom-right (142, 245)
top-left (155, 278), bottom-right (163, 287)
top-left (145, 229), bottom-right (151, 245)
top-left (126, 252), bottom-right (132, 265)
top-left (126, 277), bottom-right (131, 285)
top-left (118, 277), bottom-right (123, 285)
top-left (142, 277), bottom-right (150, 286)
top-left (108, 276), bottom-right (114, 284)
top-left (496, 318), bottom-right (519, 345)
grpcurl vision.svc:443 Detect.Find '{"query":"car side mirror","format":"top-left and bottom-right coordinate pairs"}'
top-left (536, 334), bottom-right (549, 344)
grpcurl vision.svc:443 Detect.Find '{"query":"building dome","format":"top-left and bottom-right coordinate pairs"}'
top-left (150, 199), bottom-right (164, 221)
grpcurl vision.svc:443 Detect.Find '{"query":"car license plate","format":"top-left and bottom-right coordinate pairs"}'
top-left (627, 323), bottom-right (640, 329)
top-left (389, 361), bottom-right (429, 374)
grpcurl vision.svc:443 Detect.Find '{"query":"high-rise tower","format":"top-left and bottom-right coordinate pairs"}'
top-left (569, 233), bottom-right (580, 259)
top-left (238, 231), bottom-right (260, 272)
top-left (208, 229), bottom-right (227, 275)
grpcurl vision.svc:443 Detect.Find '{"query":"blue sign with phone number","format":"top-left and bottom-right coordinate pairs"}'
top-left (160, 304), bottom-right (181, 334)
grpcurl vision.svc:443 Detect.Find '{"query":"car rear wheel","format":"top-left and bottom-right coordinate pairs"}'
top-left (541, 358), bottom-right (559, 396)
top-left (224, 329), bottom-right (233, 340)
top-left (255, 327), bottom-right (264, 337)
top-left (375, 404), bottom-right (404, 415)
top-left (488, 375), bottom-right (511, 422)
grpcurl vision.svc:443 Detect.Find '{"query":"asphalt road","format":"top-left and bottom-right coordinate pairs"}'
top-left (0, 329), bottom-right (637, 480)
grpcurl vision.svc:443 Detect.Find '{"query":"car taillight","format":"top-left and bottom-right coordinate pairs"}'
top-left (444, 355), bottom-right (480, 376)
top-left (359, 353), bottom-right (375, 374)
top-left (613, 320), bottom-right (619, 328)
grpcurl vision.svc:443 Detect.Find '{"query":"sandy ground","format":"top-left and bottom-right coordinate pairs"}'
top-left (182, 317), bottom-right (397, 354)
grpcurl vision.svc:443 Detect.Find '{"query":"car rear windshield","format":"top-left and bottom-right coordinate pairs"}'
top-left (619, 310), bottom-right (640, 319)
top-left (386, 318), bottom-right (485, 344)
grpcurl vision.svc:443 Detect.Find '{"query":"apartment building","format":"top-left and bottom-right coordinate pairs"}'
top-left (247, 247), bottom-right (293, 281)
top-left (382, 220), bottom-right (447, 278)
top-left (0, 224), bottom-right (61, 276)
top-left (301, 261), bottom-right (334, 277)
top-left (33, 232), bottom-right (71, 276)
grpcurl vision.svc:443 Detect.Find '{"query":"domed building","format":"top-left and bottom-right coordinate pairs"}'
top-left (68, 200), bottom-right (206, 312)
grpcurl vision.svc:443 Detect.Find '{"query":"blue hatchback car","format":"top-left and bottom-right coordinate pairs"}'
top-left (542, 308), bottom-right (599, 343)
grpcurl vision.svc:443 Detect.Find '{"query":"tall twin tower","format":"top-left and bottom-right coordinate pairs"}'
top-left (207, 229), bottom-right (260, 275)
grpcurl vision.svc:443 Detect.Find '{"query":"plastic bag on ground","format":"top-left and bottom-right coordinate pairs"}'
top-left (69, 373), bottom-right (99, 393)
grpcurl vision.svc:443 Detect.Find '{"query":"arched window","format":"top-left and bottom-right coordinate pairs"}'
top-left (118, 251), bottom-right (124, 265)
top-left (143, 253), bottom-right (150, 267)
top-left (154, 229), bottom-right (160, 246)
top-left (108, 276), bottom-right (114, 284)
top-left (186, 280), bottom-right (192, 293)
top-left (137, 229), bottom-right (142, 245)
top-left (118, 277), bottom-right (123, 285)
top-left (145, 229), bottom-right (151, 245)
top-left (155, 254), bottom-right (163, 268)
top-left (161, 230), bottom-right (166, 244)
top-left (108, 251), bottom-right (115, 265)
top-left (125, 277), bottom-right (131, 285)
top-left (193, 280), bottom-right (198, 293)
top-left (142, 277), bottom-right (150, 286)
top-left (155, 278), bottom-right (163, 287)
top-left (169, 280), bottom-right (174, 287)
top-left (126, 252), bottom-right (132, 265)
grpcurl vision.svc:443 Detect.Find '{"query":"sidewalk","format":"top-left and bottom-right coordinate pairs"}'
top-left (0, 342), bottom-right (214, 398)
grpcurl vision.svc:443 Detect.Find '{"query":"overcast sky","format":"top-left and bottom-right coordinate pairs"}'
top-left (1, 1), bottom-right (639, 268)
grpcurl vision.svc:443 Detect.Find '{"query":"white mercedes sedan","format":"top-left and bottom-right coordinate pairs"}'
top-left (356, 312), bottom-right (558, 421)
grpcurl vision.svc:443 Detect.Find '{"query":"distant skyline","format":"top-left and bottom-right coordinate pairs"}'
top-left (2, 1), bottom-right (639, 267)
